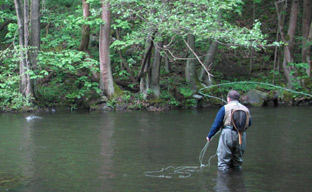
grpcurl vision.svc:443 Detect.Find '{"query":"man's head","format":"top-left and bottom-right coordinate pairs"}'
top-left (227, 90), bottom-right (240, 102)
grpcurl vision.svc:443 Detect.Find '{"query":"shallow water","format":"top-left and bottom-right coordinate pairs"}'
top-left (0, 106), bottom-right (311, 191)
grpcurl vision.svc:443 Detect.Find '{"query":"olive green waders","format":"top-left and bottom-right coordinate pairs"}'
top-left (217, 127), bottom-right (246, 170)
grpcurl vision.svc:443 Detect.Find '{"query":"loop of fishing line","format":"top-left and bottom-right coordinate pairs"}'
top-left (144, 132), bottom-right (220, 179)
top-left (199, 81), bottom-right (312, 103)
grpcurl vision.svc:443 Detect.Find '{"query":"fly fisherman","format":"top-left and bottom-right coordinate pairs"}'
top-left (206, 90), bottom-right (251, 171)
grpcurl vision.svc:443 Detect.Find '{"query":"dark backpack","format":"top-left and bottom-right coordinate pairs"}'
top-left (231, 109), bottom-right (249, 145)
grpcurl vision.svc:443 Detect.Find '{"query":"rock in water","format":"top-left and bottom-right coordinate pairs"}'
top-left (25, 115), bottom-right (43, 121)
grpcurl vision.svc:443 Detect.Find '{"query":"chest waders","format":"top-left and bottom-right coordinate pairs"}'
top-left (231, 109), bottom-right (250, 145)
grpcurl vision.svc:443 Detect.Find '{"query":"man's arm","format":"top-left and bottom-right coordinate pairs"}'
top-left (207, 106), bottom-right (225, 141)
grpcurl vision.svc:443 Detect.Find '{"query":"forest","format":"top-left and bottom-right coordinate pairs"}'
top-left (0, 0), bottom-right (311, 112)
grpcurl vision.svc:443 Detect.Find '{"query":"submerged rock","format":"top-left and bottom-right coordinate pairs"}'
top-left (25, 115), bottom-right (43, 121)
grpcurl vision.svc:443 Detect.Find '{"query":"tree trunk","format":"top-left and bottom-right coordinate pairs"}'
top-left (138, 29), bottom-right (156, 98)
top-left (14, 0), bottom-right (33, 97)
top-left (139, 33), bottom-right (154, 97)
top-left (14, 0), bottom-right (26, 93)
top-left (302, 0), bottom-right (312, 77)
top-left (30, 0), bottom-right (40, 97)
top-left (163, 38), bottom-right (170, 73)
top-left (276, 0), bottom-right (299, 88)
top-left (79, 0), bottom-right (99, 81)
top-left (284, 0), bottom-right (299, 88)
top-left (199, 40), bottom-right (218, 85)
top-left (99, 1), bottom-right (114, 98)
top-left (23, 0), bottom-right (29, 48)
top-left (307, 22), bottom-right (312, 77)
top-left (150, 40), bottom-right (163, 97)
top-left (185, 34), bottom-right (197, 92)
top-left (30, 0), bottom-right (40, 65)
top-left (79, 0), bottom-right (90, 52)
top-left (23, 0), bottom-right (32, 97)
top-left (161, 0), bottom-right (170, 73)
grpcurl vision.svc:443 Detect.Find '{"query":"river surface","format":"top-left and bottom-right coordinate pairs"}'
top-left (0, 106), bottom-right (311, 192)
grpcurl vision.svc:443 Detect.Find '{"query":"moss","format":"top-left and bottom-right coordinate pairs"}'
top-left (267, 90), bottom-right (277, 100)
top-left (112, 82), bottom-right (123, 98)
top-left (89, 104), bottom-right (101, 111)
top-left (149, 98), bottom-right (165, 104)
top-left (281, 91), bottom-right (293, 104)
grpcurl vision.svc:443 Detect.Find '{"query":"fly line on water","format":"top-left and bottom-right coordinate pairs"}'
top-left (144, 81), bottom-right (312, 179)
top-left (199, 81), bottom-right (312, 102)
top-left (143, 133), bottom-right (219, 179)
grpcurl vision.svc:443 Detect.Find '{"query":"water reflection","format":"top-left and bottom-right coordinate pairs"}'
top-left (20, 116), bottom-right (35, 192)
top-left (16, 112), bottom-right (117, 192)
top-left (214, 169), bottom-right (246, 192)
top-left (98, 112), bottom-right (115, 192)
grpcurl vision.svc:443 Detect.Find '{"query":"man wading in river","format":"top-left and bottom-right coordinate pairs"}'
top-left (206, 90), bottom-right (251, 171)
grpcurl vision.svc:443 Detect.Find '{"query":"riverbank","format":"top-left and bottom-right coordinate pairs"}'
top-left (2, 87), bottom-right (312, 113)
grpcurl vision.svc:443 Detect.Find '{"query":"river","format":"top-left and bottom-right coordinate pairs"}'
top-left (0, 106), bottom-right (311, 191)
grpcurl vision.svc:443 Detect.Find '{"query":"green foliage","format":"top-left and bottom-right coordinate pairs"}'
top-left (126, 93), bottom-right (147, 110)
top-left (113, 66), bottom-right (130, 80)
top-left (288, 62), bottom-right (309, 91)
top-left (121, 91), bottom-right (132, 102)
top-left (178, 87), bottom-right (193, 97)
top-left (0, 48), bottom-right (33, 111)
top-left (0, 89), bottom-right (32, 111)
top-left (0, 3), bottom-right (15, 24)
top-left (65, 77), bottom-right (101, 101)
top-left (0, 1), bottom-right (106, 111)
top-left (4, 23), bottom-right (18, 44)
top-left (36, 84), bottom-right (63, 106)
top-left (185, 98), bottom-right (197, 107)
top-left (253, 0), bottom-right (262, 3)
top-left (45, 0), bottom-right (80, 9)
top-left (110, 0), bottom-right (266, 51)
top-left (40, 12), bottom-right (82, 50)
top-left (106, 98), bottom-right (117, 108)
top-left (1, 0), bottom-right (309, 111)
top-left (35, 50), bottom-right (101, 107)
top-left (289, 62), bottom-right (309, 76)
top-left (159, 89), bottom-right (181, 107)
top-left (168, 97), bottom-right (180, 107)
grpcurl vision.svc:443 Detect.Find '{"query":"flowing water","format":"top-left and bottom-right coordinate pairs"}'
top-left (0, 106), bottom-right (311, 192)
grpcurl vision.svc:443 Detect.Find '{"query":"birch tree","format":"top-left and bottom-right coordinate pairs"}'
top-left (14, 0), bottom-right (32, 97)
